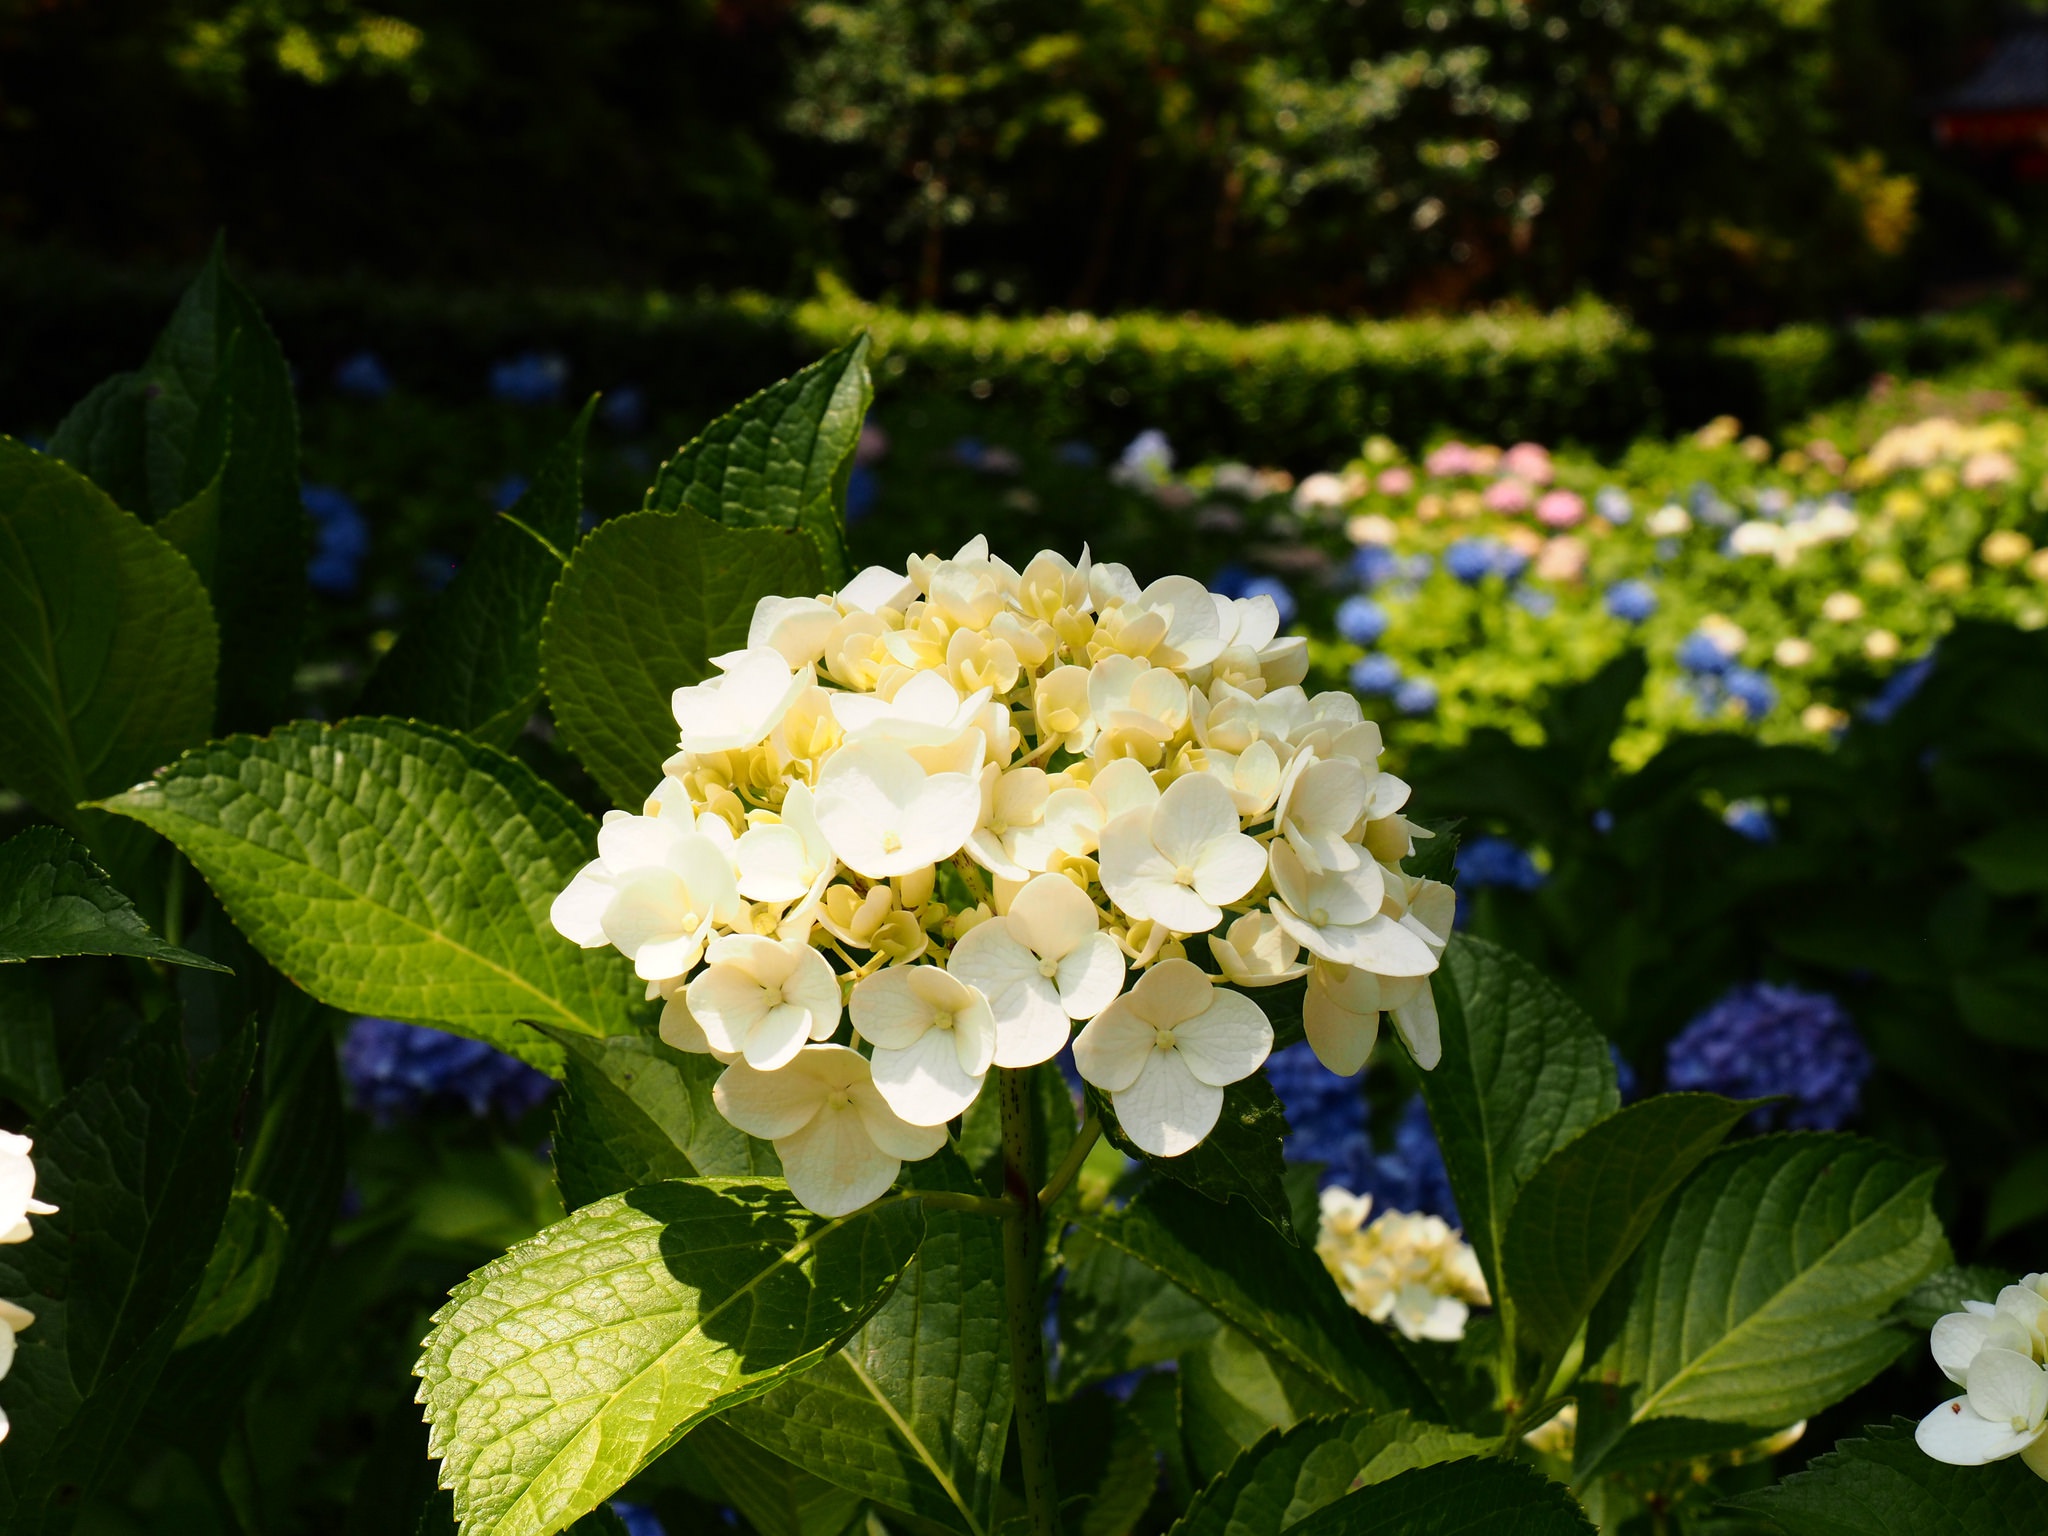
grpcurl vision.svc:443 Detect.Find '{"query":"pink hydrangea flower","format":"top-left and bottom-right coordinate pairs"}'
top-left (1426, 442), bottom-right (1482, 477)
top-left (1376, 467), bottom-right (1415, 496)
top-left (1502, 442), bottom-right (1555, 485)
top-left (1536, 489), bottom-right (1585, 528)
top-left (1534, 536), bottom-right (1589, 582)
top-left (1482, 477), bottom-right (1534, 514)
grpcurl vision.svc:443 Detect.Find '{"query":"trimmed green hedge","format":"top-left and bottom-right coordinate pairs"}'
top-left (0, 247), bottom-right (2032, 462)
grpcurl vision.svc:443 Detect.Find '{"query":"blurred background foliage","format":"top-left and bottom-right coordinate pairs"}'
top-left (1, 0), bottom-right (2041, 324)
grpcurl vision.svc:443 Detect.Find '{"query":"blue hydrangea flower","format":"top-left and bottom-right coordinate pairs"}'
top-left (1723, 799), bottom-right (1775, 842)
top-left (1350, 544), bottom-right (1403, 590)
top-left (333, 351), bottom-right (392, 400)
top-left (599, 387), bottom-right (647, 435)
top-left (1677, 631), bottom-right (1734, 676)
top-left (846, 463), bottom-right (880, 522)
top-left (1511, 585), bottom-right (1556, 618)
top-left (1444, 538), bottom-right (1498, 584)
top-left (1863, 653), bottom-right (1936, 724)
top-left (1690, 483), bottom-right (1738, 527)
top-left (1211, 568), bottom-right (1297, 626)
top-left (1609, 1043), bottom-right (1638, 1101)
top-left (1453, 834), bottom-right (1543, 925)
top-left (1394, 678), bottom-right (1439, 716)
top-left (610, 1503), bottom-right (666, 1536)
top-left (1604, 579), bottom-right (1658, 623)
top-left (489, 352), bottom-right (569, 406)
top-left (1350, 655), bottom-right (1403, 695)
top-left (1596, 487), bottom-right (1633, 524)
top-left (1335, 595), bottom-right (1389, 646)
top-left (1111, 429), bottom-right (1173, 488)
top-left (1264, 1048), bottom-right (1458, 1222)
top-left (1591, 808), bottom-right (1615, 834)
top-left (303, 484), bottom-right (369, 596)
top-left (341, 1018), bottom-right (556, 1124)
top-left (1664, 983), bottom-right (1872, 1131)
top-left (1403, 553), bottom-right (1436, 581)
top-left (1722, 666), bottom-right (1776, 720)
top-left (490, 474), bottom-right (530, 512)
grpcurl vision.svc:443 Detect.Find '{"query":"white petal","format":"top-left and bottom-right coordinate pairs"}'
top-left (1005, 872), bottom-right (1099, 962)
top-left (1090, 758), bottom-right (1161, 821)
top-left (849, 966), bottom-right (940, 1050)
top-left (1190, 833), bottom-right (1267, 908)
top-left (1114, 1052), bottom-right (1225, 1157)
top-left (1055, 933), bottom-right (1128, 1021)
top-left (744, 1003), bottom-right (813, 1072)
top-left (1967, 1349), bottom-right (2048, 1427)
top-left (1917, 1395), bottom-right (2046, 1466)
top-left (851, 1080), bottom-right (950, 1161)
top-left (949, 921), bottom-right (1070, 1068)
top-left (549, 864), bottom-right (615, 947)
top-left (1305, 982), bottom-right (1378, 1076)
top-left (1391, 985), bottom-right (1442, 1069)
top-left (1071, 999), bottom-right (1156, 1092)
top-left (734, 824), bottom-right (814, 902)
top-left (870, 1027), bottom-right (988, 1126)
top-left (1149, 774), bottom-right (1240, 868)
top-left (749, 595), bottom-right (839, 667)
top-left (1126, 958), bottom-right (1221, 1028)
top-left (1934, 1313), bottom-right (1998, 1386)
top-left (1171, 989), bottom-right (1272, 1088)
top-left (778, 1101), bottom-right (903, 1216)
top-left (714, 1058), bottom-right (825, 1140)
top-left (839, 564), bottom-right (918, 613)
top-left (1319, 914), bottom-right (1439, 976)
top-left (659, 992), bottom-right (718, 1055)
top-left (687, 964), bottom-right (773, 1054)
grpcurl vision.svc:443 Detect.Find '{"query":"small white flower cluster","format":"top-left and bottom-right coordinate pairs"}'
top-left (1314, 1187), bottom-right (1489, 1343)
top-left (0, 1130), bottom-right (54, 1443)
top-left (1916, 1274), bottom-right (2048, 1482)
top-left (552, 540), bottom-right (1453, 1217)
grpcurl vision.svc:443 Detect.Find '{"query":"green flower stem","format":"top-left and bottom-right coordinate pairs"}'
top-left (918, 1189), bottom-right (1018, 1219)
top-left (999, 1065), bottom-right (1063, 1535)
top-left (1036, 1111), bottom-right (1101, 1210)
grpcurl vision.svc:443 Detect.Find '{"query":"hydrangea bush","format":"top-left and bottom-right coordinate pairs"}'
top-left (0, 251), bottom-right (2042, 1535)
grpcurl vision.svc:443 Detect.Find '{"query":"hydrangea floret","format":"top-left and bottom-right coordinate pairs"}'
top-left (550, 539), bottom-right (1453, 1215)
top-left (1916, 1274), bottom-right (2048, 1483)
top-left (0, 1129), bottom-right (54, 1442)
top-left (1315, 1186), bottom-right (1489, 1342)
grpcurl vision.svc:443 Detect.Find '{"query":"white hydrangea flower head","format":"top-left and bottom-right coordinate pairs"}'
top-left (1073, 960), bottom-right (1273, 1155)
top-left (0, 1132), bottom-right (54, 1247)
top-left (851, 965), bottom-right (998, 1126)
top-left (949, 873), bottom-right (1126, 1068)
top-left (1315, 1188), bottom-right (1490, 1343)
top-left (714, 1045), bottom-right (945, 1217)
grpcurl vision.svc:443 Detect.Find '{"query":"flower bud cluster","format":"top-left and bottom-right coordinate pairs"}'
top-left (551, 539), bottom-right (1453, 1216)
top-left (0, 1130), bottom-right (54, 1442)
top-left (1314, 1187), bottom-right (1489, 1343)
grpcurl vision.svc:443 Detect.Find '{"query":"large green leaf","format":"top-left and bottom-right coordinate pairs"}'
top-left (1078, 1180), bottom-right (1435, 1417)
top-left (548, 1031), bottom-right (777, 1210)
top-left (1091, 1068), bottom-right (1297, 1243)
top-left (721, 1155), bottom-right (1010, 1535)
top-left (542, 509), bottom-right (826, 809)
top-left (682, 1420), bottom-right (868, 1536)
top-left (644, 335), bottom-right (870, 584)
top-left (98, 717), bottom-right (648, 1066)
top-left (0, 439), bottom-right (218, 830)
top-left (0, 1012), bottom-right (254, 1532)
top-left (1181, 1324), bottom-right (1353, 1485)
top-left (1583, 1135), bottom-right (1945, 1437)
top-left (1170, 1411), bottom-right (1489, 1536)
top-left (1416, 937), bottom-right (1619, 1296)
top-left (1287, 1459), bottom-right (1593, 1536)
top-left (1733, 1418), bottom-right (2048, 1535)
top-left (362, 400), bottom-right (595, 749)
top-left (1054, 1224), bottom-right (1218, 1398)
top-left (46, 370), bottom-right (151, 514)
top-left (416, 1177), bottom-right (924, 1536)
top-left (0, 825), bottom-right (228, 970)
top-left (1501, 1095), bottom-right (1750, 1367)
top-left (0, 967), bottom-right (60, 1117)
top-left (139, 244), bottom-right (306, 728)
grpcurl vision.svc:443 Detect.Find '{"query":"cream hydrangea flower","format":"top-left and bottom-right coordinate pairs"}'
top-left (685, 935), bottom-right (842, 1071)
top-left (1267, 841), bottom-right (1434, 977)
top-left (731, 783), bottom-right (837, 937)
top-left (814, 742), bottom-right (983, 878)
top-left (1072, 960), bottom-right (1272, 1156)
top-left (965, 767), bottom-right (1100, 881)
top-left (671, 646), bottom-right (815, 754)
top-left (948, 873), bottom-right (1126, 1067)
top-left (1207, 912), bottom-right (1308, 988)
top-left (1274, 748), bottom-right (1369, 874)
top-left (1316, 1188), bottom-right (1489, 1343)
top-left (551, 813), bottom-right (742, 981)
top-left (850, 964), bottom-right (999, 1125)
top-left (1918, 1349), bottom-right (2048, 1479)
top-left (1099, 773), bottom-right (1264, 934)
top-left (0, 1131), bottom-right (55, 1245)
top-left (713, 1045), bottom-right (946, 1217)
top-left (1932, 1278), bottom-right (2048, 1384)
top-left (749, 594), bottom-right (840, 668)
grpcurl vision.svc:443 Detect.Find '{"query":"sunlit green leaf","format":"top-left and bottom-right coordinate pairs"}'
top-left (0, 825), bottom-right (228, 971)
top-left (1733, 1417), bottom-right (2048, 1535)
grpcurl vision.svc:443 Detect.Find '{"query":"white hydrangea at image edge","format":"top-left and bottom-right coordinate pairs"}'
top-left (0, 1130), bottom-right (55, 1444)
top-left (1916, 1275), bottom-right (2048, 1482)
top-left (549, 538), bottom-right (1457, 1217)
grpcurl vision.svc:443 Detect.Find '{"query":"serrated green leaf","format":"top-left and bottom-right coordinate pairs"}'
top-left (542, 509), bottom-right (826, 810)
top-left (0, 966), bottom-right (60, 1117)
top-left (1078, 1180), bottom-right (1435, 1418)
top-left (1584, 1135), bottom-right (1946, 1439)
top-left (1287, 1458), bottom-right (1592, 1536)
top-left (97, 717), bottom-right (649, 1067)
top-left (722, 1154), bottom-right (1009, 1535)
top-left (1417, 936), bottom-right (1619, 1298)
top-left (46, 370), bottom-right (151, 513)
top-left (1054, 1224), bottom-right (1218, 1398)
top-left (549, 1031), bottom-right (778, 1210)
top-left (416, 1177), bottom-right (924, 1536)
top-left (1170, 1411), bottom-right (1490, 1536)
top-left (1898, 1265), bottom-right (2013, 1331)
top-left (1502, 1095), bottom-right (1751, 1366)
top-left (645, 336), bottom-right (870, 584)
top-left (0, 825), bottom-right (229, 971)
top-left (682, 1419), bottom-right (868, 1536)
top-left (1091, 1068), bottom-right (1296, 1244)
top-left (155, 463), bottom-right (225, 589)
top-left (1733, 1417), bottom-right (2048, 1535)
top-left (0, 1011), bottom-right (254, 1532)
top-left (140, 243), bottom-right (305, 728)
top-left (174, 1189), bottom-right (287, 1346)
top-left (362, 400), bottom-right (595, 748)
top-left (1181, 1324), bottom-right (1353, 1485)
top-left (0, 438), bottom-right (219, 831)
